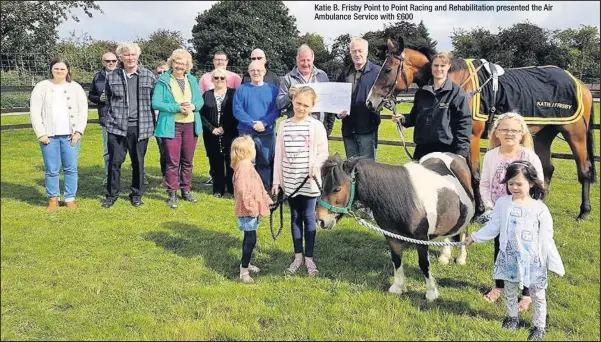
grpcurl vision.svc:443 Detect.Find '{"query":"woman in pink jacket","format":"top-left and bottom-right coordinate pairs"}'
top-left (272, 87), bottom-right (329, 277)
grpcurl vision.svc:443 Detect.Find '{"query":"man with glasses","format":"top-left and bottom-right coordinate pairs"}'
top-left (198, 51), bottom-right (242, 186)
top-left (234, 60), bottom-right (279, 191)
top-left (242, 48), bottom-right (280, 88)
top-left (88, 52), bottom-right (118, 185)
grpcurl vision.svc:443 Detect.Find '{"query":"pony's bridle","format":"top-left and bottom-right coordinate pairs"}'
top-left (318, 169), bottom-right (357, 215)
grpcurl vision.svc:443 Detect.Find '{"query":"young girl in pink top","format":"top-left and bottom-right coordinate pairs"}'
top-left (478, 112), bottom-right (545, 310)
top-left (231, 135), bottom-right (273, 283)
top-left (272, 87), bottom-right (329, 277)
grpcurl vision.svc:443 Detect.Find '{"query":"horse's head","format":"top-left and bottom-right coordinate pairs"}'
top-left (316, 153), bottom-right (356, 229)
top-left (366, 37), bottom-right (434, 113)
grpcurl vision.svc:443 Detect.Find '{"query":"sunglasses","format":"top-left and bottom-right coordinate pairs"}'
top-left (157, 71), bottom-right (165, 75)
top-left (103, 59), bottom-right (117, 63)
top-left (250, 57), bottom-right (264, 60)
top-left (213, 76), bottom-right (226, 80)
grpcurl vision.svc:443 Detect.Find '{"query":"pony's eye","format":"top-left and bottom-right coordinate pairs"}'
top-left (384, 68), bottom-right (392, 74)
top-left (333, 187), bottom-right (341, 193)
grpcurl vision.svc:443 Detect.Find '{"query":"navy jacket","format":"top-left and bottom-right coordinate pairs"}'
top-left (402, 78), bottom-right (472, 158)
top-left (336, 61), bottom-right (382, 137)
top-left (88, 69), bottom-right (109, 126)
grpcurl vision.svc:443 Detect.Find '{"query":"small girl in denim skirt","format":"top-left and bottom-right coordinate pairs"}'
top-left (231, 135), bottom-right (273, 283)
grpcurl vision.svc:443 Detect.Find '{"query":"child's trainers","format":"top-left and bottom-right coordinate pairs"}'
top-left (248, 264), bottom-right (260, 273)
top-left (285, 257), bottom-right (304, 275)
top-left (528, 326), bottom-right (545, 341)
top-left (305, 257), bottom-right (319, 277)
top-left (239, 265), bottom-right (254, 284)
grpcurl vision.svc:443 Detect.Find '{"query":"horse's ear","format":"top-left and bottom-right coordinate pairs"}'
top-left (398, 36), bottom-right (405, 53)
top-left (386, 38), bottom-right (397, 54)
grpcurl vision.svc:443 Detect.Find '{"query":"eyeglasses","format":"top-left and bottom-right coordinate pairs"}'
top-left (103, 59), bottom-right (117, 63)
top-left (249, 69), bottom-right (265, 73)
top-left (157, 71), bottom-right (165, 75)
top-left (213, 76), bottom-right (226, 81)
top-left (497, 128), bottom-right (522, 135)
top-left (250, 57), bottom-right (264, 60)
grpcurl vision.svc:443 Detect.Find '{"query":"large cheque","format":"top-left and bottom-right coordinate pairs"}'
top-left (293, 82), bottom-right (352, 114)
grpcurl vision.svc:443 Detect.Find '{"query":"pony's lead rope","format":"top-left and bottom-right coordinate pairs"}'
top-left (349, 212), bottom-right (467, 247)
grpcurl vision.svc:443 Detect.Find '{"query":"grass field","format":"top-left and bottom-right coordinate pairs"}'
top-left (1, 108), bottom-right (599, 340)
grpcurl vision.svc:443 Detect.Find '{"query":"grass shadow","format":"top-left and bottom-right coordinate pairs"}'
top-left (0, 181), bottom-right (47, 206)
top-left (143, 221), bottom-right (290, 280)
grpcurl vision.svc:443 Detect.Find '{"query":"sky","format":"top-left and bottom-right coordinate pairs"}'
top-left (58, 1), bottom-right (600, 53)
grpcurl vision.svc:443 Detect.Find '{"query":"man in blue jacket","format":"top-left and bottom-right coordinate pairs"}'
top-left (88, 52), bottom-right (118, 185)
top-left (336, 37), bottom-right (381, 160)
top-left (233, 60), bottom-right (280, 191)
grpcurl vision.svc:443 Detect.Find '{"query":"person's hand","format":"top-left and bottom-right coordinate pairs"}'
top-left (180, 102), bottom-right (190, 115)
top-left (38, 135), bottom-right (50, 145)
top-left (463, 235), bottom-right (474, 247)
top-left (70, 132), bottom-right (81, 146)
top-left (253, 121), bottom-right (265, 132)
top-left (271, 184), bottom-right (280, 196)
top-left (212, 128), bottom-right (221, 135)
top-left (288, 87), bottom-right (298, 99)
top-left (310, 166), bottom-right (320, 178)
top-left (217, 127), bottom-right (225, 135)
top-left (391, 114), bottom-right (404, 123)
top-left (99, 92), bottom-right (107, 103)
top-left (337, 110), bottom-right (348, 119)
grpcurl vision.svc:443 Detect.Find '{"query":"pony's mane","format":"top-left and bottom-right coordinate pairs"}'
top-left (321, 155), bottom-right (364, 195)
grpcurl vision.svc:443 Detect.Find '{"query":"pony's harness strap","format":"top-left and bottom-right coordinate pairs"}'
top-left (317, 168), bottom-right (357, 214)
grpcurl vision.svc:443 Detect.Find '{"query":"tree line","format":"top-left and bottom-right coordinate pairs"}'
top-left (1, 0), bottom-right (598, 85)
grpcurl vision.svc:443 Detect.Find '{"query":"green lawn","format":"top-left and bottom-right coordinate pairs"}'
top-left (1, 111), bottom-right (599, 340)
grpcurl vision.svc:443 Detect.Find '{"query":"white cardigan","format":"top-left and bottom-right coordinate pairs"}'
top-left (471, 195), bottom-right (565, 276)
top-left (29, 80), bottom-right (89, 139)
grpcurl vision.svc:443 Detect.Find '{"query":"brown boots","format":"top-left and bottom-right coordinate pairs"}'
top-left (47, 198), bottom-right (59, 211)
top-left (65, 201), bottom-right (78, 209)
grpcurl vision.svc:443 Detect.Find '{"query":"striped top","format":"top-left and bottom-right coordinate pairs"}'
top-left (281, 120), bottom-right (320, 197)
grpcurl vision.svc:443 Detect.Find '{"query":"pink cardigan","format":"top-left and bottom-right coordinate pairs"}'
top-left (198, 71), bottom-right (242, 93)
top-left (272, 116), bottom-right (329, 194)
top-left (233, 160), bottom-right (273, 217)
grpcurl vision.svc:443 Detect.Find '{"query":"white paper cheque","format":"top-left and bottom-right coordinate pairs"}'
top-left (293, 82), bottom-right (352, 114)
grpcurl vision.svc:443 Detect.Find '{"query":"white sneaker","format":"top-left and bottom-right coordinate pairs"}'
top-left (248, 264), bottom-right (261, 273)
top-left (239, 265), bottom-right (254, 284)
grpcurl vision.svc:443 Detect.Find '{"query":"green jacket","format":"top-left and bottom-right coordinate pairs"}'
top-left (152, 70), bottom-right (204, 138)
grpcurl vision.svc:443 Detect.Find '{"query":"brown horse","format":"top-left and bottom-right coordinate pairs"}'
top-left (366, 37), bottom-right (596, 220)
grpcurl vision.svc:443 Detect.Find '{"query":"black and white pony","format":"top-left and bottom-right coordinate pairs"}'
top-left (316, 152), bottom-right (475, 301)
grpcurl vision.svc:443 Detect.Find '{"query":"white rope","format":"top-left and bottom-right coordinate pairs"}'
top-left (350, 213), bottom-right (467, 247)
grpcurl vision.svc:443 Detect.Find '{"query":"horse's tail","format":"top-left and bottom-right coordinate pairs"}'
top-left (586, 103), bottom-right (597, 182)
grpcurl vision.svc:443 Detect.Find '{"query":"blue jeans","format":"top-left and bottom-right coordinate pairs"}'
top-left (343, 132), bottom-right (376, 160)
top-left (250, 130), bottom-right (275, 191)
top-left (40, 135), bottom-right (81, 201)
top-left (101, 126), bottom-right (109, 179)
top-left (289, 195), bottom-right (317, 257)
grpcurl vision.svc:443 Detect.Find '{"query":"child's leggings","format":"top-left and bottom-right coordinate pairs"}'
top-left (241, 231), bottom-right (257, 268)
top-left (289, 195), bottom-right (317, 257)
top-left (504, 281), bottom-right (547, 328)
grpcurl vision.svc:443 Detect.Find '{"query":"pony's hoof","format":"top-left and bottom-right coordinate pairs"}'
top-left (426, 288), bottom-right (440, 302)
top-left (438, 255), bottom-right (450, 265)
top-left (455, 256), bottom-right (467, 265)
top-left (388, 283), bottom-right (407, 295)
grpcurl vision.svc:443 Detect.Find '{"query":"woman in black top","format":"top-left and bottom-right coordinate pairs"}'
top-left (201, 69), bottom-right (239, 197)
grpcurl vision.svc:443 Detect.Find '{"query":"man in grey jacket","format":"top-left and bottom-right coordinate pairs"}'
top-left (102, 42), bottom-right (157, 208)
top-left (276, 44), bottom-right (335, 137)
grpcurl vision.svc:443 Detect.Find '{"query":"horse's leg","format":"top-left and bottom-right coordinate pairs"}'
top-left (470, 121), bottom-right (486, 216)
top-left (557, 120), bottom-right (593, 220)
top-left (438, 240), bottom-right (452, 265)
top-left (533, 126), bottom-right (558, 186)
top-left (455, 232), bottom-right (467, 265)
top-left (417, 244), bottom-right (439, 301)
top-left (386, 237), bottom-right (408, 295)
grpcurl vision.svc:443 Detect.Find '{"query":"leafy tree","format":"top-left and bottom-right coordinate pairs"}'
top-left (136, 29), bottom-right (187, 69)
top-left (363, 21), bottom-right (437, 64)
top-left (191, 1), bottom-right (299, 75)
top-left (324, 33), bottom-right (352, 78)
top-left (554, 25), bottom-right (600, 80)
top-left (417, 20), bottom-right (437, 48)
top-left (1, 1), bottom-right (102, 56)
top-left (451, 27), bottom-right (501, 61)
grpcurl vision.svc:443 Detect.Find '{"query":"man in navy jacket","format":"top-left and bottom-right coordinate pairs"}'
top-left (336, 37), bottom-right (381, 160)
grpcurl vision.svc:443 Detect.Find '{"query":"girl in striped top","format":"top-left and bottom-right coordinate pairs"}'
top-left (272, 87), bottom-right (329, 277)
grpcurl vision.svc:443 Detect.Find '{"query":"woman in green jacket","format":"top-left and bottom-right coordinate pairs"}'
top-left (152, 49), bottom-right (204, 209)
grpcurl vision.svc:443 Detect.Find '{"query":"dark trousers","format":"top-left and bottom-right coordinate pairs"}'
top-left (343, 132), bottom-right (376, 160)
top-left (204, 131), bottom-right (234, 195)
top-left (412, 143), bottom-right (457, 161)
top-left (250, 131), bottom-right (275, 191)
top-left (106, 126), bottom-right (149, 199)
top-left (494, 236), bottom-right (530, 296)
top-left (241, 231), bottom-right (257, 268)
top-left (163, 123), bottom-right (197, 193)
top-left (289, 195), bottom-right (318, 257)
top-left (155, 136), bottom-right (167, 178)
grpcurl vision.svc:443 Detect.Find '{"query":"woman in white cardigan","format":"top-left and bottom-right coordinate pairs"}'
top-left (30, 57), bottom-right (88, 210)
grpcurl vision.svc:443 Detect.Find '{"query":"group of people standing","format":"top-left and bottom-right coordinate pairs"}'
top-left (29, 36), bottom-right (562, 341)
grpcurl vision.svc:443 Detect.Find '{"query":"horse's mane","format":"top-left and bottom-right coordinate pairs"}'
top-left (321, 155), bottom-right (421, 225)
